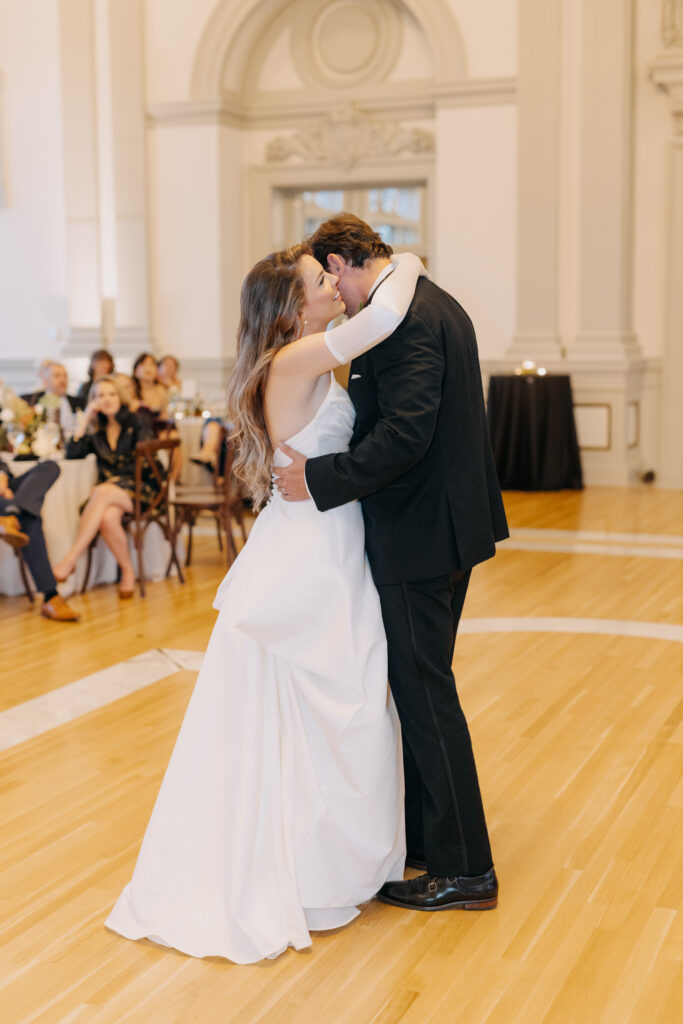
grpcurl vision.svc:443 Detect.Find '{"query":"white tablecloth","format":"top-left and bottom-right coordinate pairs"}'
top-left (175, 416), bottom-right (210, 487)
top-left (0, 455), bottom-right (179, 597)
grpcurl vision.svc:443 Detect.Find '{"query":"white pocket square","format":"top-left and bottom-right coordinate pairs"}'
top-left (350, 374), bottom-right (362, 380)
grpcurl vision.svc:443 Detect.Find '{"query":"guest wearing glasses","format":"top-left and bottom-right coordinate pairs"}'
top-left (22, 361), bottom-right (84, 438)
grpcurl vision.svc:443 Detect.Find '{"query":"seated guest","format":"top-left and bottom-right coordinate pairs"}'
top-left (156, 355), bottom-right (181, 398)
top-left (191, 419), bottom-right (226, 473)
top-left (113, 372), bottom-right (138, 409)
top-left (0, 457), bottom-right (80, 621)
top-left (131, 353), bottom-right (168, 421)
top-left (54, 377), bottom-right (158, 599)
top-left (22, 360), bottom-right (85, 435)
top-left (21, 359), bottom-right (53, 403)
top-left (76, 349), bottom-right (115, 406)
top-left (132, 353), bottom-right (182, 480)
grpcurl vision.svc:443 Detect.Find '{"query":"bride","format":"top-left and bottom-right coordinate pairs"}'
top-left (106, 245), bottom-right (425, 963)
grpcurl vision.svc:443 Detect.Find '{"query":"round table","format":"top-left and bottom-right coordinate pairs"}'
top-left (487, 375), bottom-right (583, 491)
top-left (0, 454), bottom-right (179, 597)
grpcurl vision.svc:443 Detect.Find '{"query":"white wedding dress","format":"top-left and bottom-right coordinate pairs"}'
top-left (106, 376), bottom-right (405, 963)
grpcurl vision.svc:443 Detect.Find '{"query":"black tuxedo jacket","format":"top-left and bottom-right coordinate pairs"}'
top-left (0, 456), bottom-right (16, 488)
top-left (21, 391), bottom-right (84, 412)
top-left (305, 276), bottom-right (509, 585)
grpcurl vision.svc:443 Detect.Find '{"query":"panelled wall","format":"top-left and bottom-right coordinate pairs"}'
top-left (0, 0), bottom-right (681, 486)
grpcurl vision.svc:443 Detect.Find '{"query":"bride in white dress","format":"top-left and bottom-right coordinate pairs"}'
top-left (106, 246), bottom-right (424, 963)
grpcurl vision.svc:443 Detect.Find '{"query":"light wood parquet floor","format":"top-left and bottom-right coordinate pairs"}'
top-left (0, 486), bottom-right (681, 1024)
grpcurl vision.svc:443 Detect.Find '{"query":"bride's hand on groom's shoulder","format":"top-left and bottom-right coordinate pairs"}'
top-left (273, 444), bottom-right (309, 502)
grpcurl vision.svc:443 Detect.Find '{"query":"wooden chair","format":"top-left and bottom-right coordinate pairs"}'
top-left (81, 437), bottom-right (185, 597)
top-left (125, 438), bottom-right (185, 596)
top-left (152, 418), bottom-right (182, 481)
top-left (169, 430), bottom-right (247, 569)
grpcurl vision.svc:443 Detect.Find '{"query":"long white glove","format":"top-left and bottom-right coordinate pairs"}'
top-left (324, 253), bottom-right (427, 365)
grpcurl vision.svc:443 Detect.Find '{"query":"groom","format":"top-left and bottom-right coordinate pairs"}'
top-left (275, 214), bottom-right (508, 911)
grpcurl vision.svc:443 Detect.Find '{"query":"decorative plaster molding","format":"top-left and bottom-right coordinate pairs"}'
top-left (60, 328), bottom-right (105, 358)
top-left (432, 77), bottom-right (517, 108)
top-left (191, 0), bottom-right (467, 100)
top-left (651, 50), bottom-right (683, 133)
top-left (567, 332), bottom-right (642, 366)
top-left (146, 78), bottom-right (517, 132)
top-left (146, 100), bottom-right (245, 129)
top-left (662, 0), bottom-right (683, 46)
top-left (291, 0), bottom-right (402, 91)
top-left (265, 104), bottom-right (434, 170)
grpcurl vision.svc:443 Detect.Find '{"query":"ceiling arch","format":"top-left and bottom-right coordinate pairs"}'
top-left (190, 0), bottom-right (468, 103)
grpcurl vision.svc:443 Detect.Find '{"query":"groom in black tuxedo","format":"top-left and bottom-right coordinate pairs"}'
top-left (275, 214), bottom-right (508, 911)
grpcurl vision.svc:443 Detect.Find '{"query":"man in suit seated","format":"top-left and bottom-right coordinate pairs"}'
top-left (0, 456), bottom-right (80, 621)
top-left (22, 361), bottom-right (84, 436)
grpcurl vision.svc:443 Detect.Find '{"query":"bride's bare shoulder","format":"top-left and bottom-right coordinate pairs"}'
top-left (264, 372), bottom-right (330, 445)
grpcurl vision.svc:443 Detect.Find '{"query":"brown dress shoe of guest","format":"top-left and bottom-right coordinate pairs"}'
top-left (41, 595), bottom-right (81, 622)
top-left (0, 515), bottom-right (29, 549)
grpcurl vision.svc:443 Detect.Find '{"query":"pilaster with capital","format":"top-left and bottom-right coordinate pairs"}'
top-left (57, 0), bottom-right (103, 354)
top-left (567, 0), bottom-right (641, 364)
top-left (650, 3), bottom-right (683, 485)
top-left (506, 0), bottom-right (564, 363)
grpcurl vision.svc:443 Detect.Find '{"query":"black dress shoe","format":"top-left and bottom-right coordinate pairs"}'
top-left (405, 856), bottom-right (427, 871)
top-left (377, 869), bottom-right (498, 912)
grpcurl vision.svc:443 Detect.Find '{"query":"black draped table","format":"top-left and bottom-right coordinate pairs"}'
top-left (486, 374), bottom-right (583, 490)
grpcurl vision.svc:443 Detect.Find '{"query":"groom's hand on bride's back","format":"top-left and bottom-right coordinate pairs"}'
top-left (273, 444), bottom-right (310, 501)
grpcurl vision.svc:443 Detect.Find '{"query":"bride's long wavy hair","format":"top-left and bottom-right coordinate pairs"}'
top-left (226, 243), bottom-right (311, 509)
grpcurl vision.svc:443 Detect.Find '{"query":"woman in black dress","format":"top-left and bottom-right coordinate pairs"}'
top-left (54, 377), bottom-right (158, 598)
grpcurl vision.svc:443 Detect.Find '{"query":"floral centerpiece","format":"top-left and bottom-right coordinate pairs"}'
top-left (0, 379), bottom-right (63, 457)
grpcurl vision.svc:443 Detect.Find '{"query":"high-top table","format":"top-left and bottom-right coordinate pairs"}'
top-left (486, 374), bottom-right (583, 491)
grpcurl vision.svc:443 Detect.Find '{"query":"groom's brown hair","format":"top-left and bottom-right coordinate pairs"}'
top-left (308, 213), bottom-right (393, 269)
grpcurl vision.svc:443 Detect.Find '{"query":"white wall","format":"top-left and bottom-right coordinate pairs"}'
top-left (146, 122), bottom-right (223, 359)
top-left (446, 0), bottom-right (517, 77)
top-left (0, 0), bottom-right (68, 363)
top-left (143, 0), bottom-right (218, 103)
top-left (633, 0), bottom-right (671, 357)
top-left (434, 105), bottom-right (517, 359)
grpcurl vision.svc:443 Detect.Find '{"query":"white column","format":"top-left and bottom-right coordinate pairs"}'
top-left (507, 0), bottom-right (564, 361)
top-left (568, 0), bottom-right (640, 362)
top-left (218, 123), bottom-right (244, 364)
top-left (58, 0), bottom-right (103, 355)
top-left (95, 0), bottom-right (152, 360)
top-left (651, 45), bottom-right (683, 486)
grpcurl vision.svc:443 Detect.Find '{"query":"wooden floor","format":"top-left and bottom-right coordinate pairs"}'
top-left (1, 487), bottom-right (681, 1024)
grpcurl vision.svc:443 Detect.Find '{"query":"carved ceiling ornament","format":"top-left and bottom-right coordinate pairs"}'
top-left (265, 104), bottom-right (435, 170)
top-left (663, 0), bottom-right (683, 47)
top-left (291, 0), bottom-right (402, 90)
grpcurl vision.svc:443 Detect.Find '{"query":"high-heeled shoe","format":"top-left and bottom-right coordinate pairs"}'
top-left (118, 584), bottom-right (135, 599)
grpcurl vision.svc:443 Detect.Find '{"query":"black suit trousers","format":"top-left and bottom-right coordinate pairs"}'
top-left (0, 461), bottom-right (59, 594)
top-left (376, 569), bottom-right (493, 878)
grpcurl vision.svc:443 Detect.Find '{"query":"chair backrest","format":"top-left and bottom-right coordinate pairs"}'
top-left (152, 417), bottom-right (176, 436)
top-left (217, 431), bottom-right (243, 505)
top-left (133, 437), bottom-right (180, 520)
